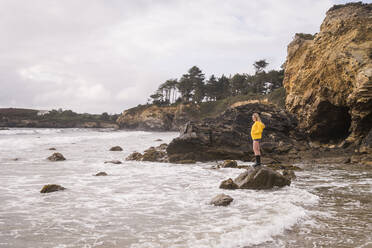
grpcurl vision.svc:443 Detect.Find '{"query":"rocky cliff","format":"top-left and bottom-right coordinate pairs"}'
top-left (283, 2), bottom-right (372, 145)
top-left (116, 104), bottom-right (196, 131)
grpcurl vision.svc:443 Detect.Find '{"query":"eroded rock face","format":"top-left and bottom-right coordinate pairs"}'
top-left (167, 103), bottom-right (303, 162)
top-left (283, 3), bottom-right (372, 144)
top-left (234, 167), bottom-right (291, 190)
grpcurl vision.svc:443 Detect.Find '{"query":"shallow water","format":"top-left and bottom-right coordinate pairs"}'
top-left (0, 128), bottom-right (371, 248)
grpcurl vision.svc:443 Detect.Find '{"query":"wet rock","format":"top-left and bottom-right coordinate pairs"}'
top-left (177, 160), bottom-right (196, 164)
top-left (142, 147), bottom-right (167, 162)
top-left (47, 152), bottom-right (66, 161)
top-left (219, 178), bottom-right (239, 190)
top-left (104, 160), bottom-right (122, 164)
top-left (209, 194), bottom-right (234, 206)
top-left (155, 139), bottom-right (163, 142)
top-left (95, 172), bottom-right (108, 176)
top-left (234, 166), bottom-right (291, 190)
top-left (167, 103), bottom-right (301, 162)
top-left (40, 184), bottom-right (66, 193)
top-left (282, 170), bottom-right (296, 180)
top-left (110, 146), bottom-right (123, 151)
top-left (48, 147), bottom-right (56, 151)
top-left (266, 164), bottom-right (302, 171)
top-left (126, 152), bottom-right (143, 161)
top-left (220, 160), bottom-right (238, 168)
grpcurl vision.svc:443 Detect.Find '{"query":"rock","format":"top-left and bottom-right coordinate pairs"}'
top-left (110, 146), bottom-right (123, 151)
top-left (283, 3), bottom-right (372, 144)
top-left (177, 160), bottom-right (196, 164)
top-left (220, 160), bottom-right (238, 168)
top-left (95, 172), bottom-right (108, 176)
top-left (167, 103), bottom-right (300, 162)
top-left (126, 152), bottom-right (143, 161)
top-left (142, 147), bottom-right (167, 162)
top-left (209, 194), bottom-right (234, 206)
top-left (266, 164), bottom-right (303, 171)
top-left (40, 184), bottom-right (66, 193)
top-left (234, 166), bottom-right (291, 190)
top-left (155, 139), bottom-right (163, 141)
top-left (48, 147), bottom-right (56, 150)
top-left (219, 178), bottom-right (239, 190)
top-left (282, 170), bottom-right (296, 180)
top-left (104, 160), bottom-right (122, 164)
top-left (47, 153), bottom-right (66, 161)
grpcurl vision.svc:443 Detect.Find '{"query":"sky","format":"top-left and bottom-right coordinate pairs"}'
top-left (0, 0), bottom-right (365, 114)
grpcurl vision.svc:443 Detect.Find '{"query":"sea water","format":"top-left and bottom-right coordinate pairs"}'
top-left (0, 128), bottom-right (371, 248)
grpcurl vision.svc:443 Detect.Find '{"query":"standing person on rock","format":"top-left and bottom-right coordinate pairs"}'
top-left (251, 113), bottom-right (265, 168)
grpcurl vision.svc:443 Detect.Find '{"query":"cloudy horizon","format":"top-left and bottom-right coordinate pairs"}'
top-left (0, 0), bottom-right (363, 114)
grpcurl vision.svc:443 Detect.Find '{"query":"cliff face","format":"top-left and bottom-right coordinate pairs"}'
top-left (116, 104), bottom-right (194, 131)
top-left (283, 3), bottom-right (372, 144)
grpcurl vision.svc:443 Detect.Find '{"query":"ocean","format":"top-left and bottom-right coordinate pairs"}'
top-left (0, 128), bottom-right (371, 248)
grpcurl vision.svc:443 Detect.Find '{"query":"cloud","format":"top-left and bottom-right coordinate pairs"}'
top-left (0, 0), bottom-right (355, 113)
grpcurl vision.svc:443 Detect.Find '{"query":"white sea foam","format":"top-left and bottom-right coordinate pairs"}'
top-left (0, 128), bottom-right (323, 248)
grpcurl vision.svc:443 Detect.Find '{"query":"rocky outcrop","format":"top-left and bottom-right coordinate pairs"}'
top-left (47, 153), bottom-right (66, 161)
top-left (233, 167), bottom-right (291, 190)
top-left (126, 144), bottom-right (169, 162)
top-left (166, 103), bottom-right (306, 162)
top-left (283, 3), bottom-right (372, 145)
top-left (209, 194), bottom-right (234, 206)
top-left (40, 184), bottom-right (66, 193)
top-left (117, 104), bottom-right (196, 131)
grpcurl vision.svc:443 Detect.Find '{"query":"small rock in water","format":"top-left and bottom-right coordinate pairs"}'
top-left (210, 194), bottom-right (233, 206)
top-left (95, 172), bottom-right (108, 176)
top-left (110, 146), bottom-right (123, 151)
top-left (48, 147), bottom-right (56, 150)
top-left (220, 160), bottom-right (238, 168)
top-left (155, 139), bottom-right (163, 142)
top-left (40, 184), bottom-right (66, 193)
top-left (219, 178), bottom-right (239, 190)
top-left (47, 153), bottom-right (66, 161)
top-left (104, 160), bottom-right (122, 164)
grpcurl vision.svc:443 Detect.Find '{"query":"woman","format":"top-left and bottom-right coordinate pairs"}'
top-left (251, 113), bottom-right (265, 168)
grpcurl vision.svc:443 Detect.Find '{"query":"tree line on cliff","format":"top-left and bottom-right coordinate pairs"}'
top-left (149, 60), bottom-right (284, 105)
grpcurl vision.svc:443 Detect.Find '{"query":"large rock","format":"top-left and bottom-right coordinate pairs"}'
top-left (167, 103), bottom-right (303, 162)
top-left (233, 166), bottom-right (291, 190)
top-left (219, 178), bottom-right (239, 190)
top-left (126, 144), bottom-right (169, 162)
top-left (47, 153), bottom-right (66, 161)
top-left (283, 3), bottom-right (372, 144)
top-left (40, 184), bottom-right (66, 193)
top-left (209, 194), bottom-right (234, 206)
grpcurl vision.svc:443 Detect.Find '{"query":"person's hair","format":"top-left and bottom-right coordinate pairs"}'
top-left (252, 112), bottom-right (262, 122)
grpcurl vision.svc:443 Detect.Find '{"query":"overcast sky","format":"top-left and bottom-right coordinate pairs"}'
top-left (0, 0), bottom-right (365, 114)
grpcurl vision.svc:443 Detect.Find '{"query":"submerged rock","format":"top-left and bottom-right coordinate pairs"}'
top-left (110, 146), bottom-right (123, 151)
top-left (234, 166), bottom-right (291, 190)
top-left (219, 178), bottom-right (239, 190)
top-left (40, 184), bottom-right (66, 193)
top-left (95, 172), bottom-right (108, 176)
top-left (47, 152), bottom-right (66, 161)
top-left (104, 160), bottom-right (122, 164)
top-left (210, 194), bottom-right (234, 206)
